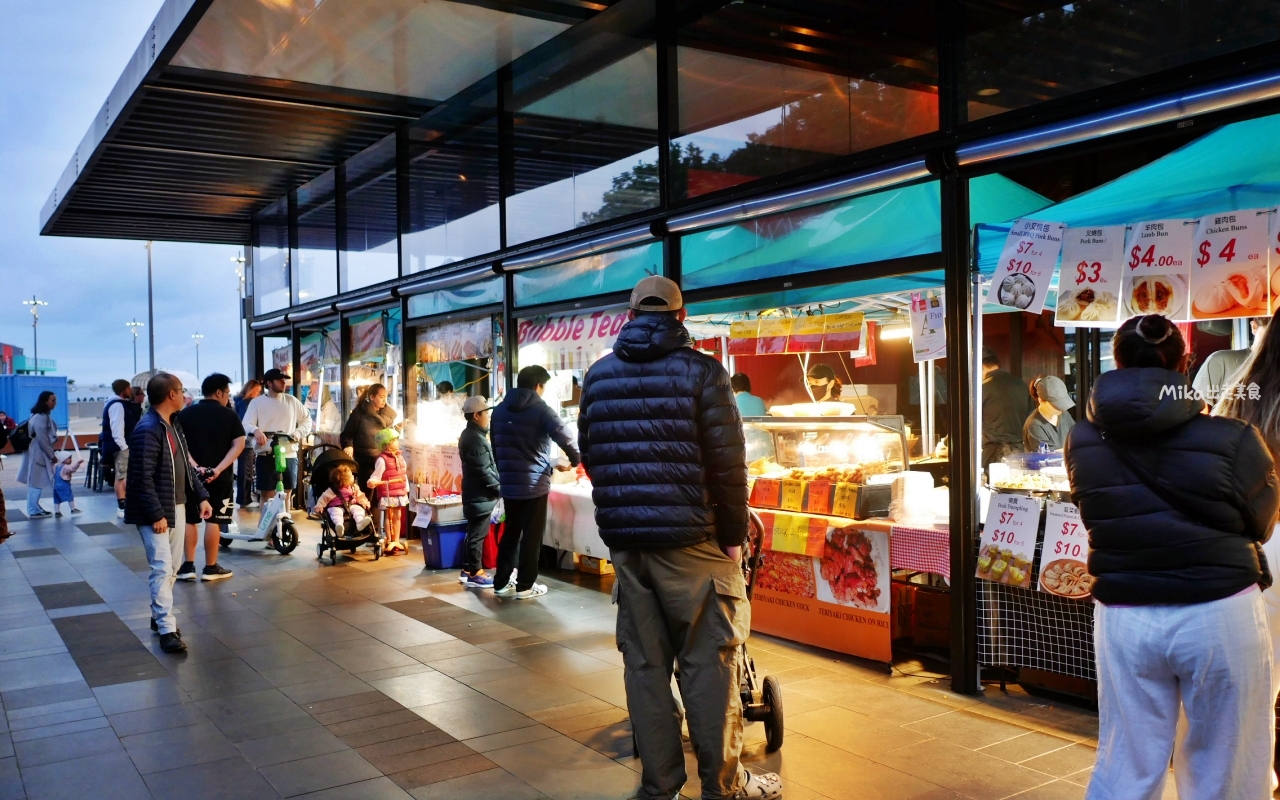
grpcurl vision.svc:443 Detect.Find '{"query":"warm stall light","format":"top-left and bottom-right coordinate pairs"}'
top-left (880, 324), bottom-right (911, 340)
top-left (852, 435), bottom-right (885, 464)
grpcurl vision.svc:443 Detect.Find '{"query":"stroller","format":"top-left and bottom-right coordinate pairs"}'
top-left (309, 445), bottom-right (385, 564)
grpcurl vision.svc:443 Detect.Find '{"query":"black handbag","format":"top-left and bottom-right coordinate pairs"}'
top-left (1103, 434), bottom-right (1273, 589)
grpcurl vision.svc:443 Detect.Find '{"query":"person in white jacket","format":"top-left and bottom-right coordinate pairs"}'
top-left (242, 368), bottom-right (312, 509)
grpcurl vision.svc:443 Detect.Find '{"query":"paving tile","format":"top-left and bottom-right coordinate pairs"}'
top-left (409, 695), bottom-right (538, 740)
top-left (108, 702), bottom-right (209, 737)
top-left (7, 703), bottom-right (103, 732)
top-left (0, 755), bottom-right (19, 800)
top-left (143, 754), bottom-right (281, 800)
top-left (301, 691), bottom-right (389, 717)
top-left (31, 583), bottom-right (104, 610)
top-left (0, 653), bottom-right (82, 693)
top-left (354, 730), bottom-right (457, 762)
top-left (872, 737), bottom-right (1058, 800)
top-left (1005, 780), bottom-right (1088, 800)
top-left (121, 721), bottom-right (240, 774)
top-left (788, 675), bottom-right (954, 724)
top-left (93, 676), bottom-right (187, 715)
top-left (326, 709), bottom-right (424, 737)
top-left (498, 643), bottom-right (617, 678)
top-left (454, 664), bottom-right (538, 687)
top-left (484, 734), bottom-right (640, 800)
top-left (387, 752), bottom-right (496, 790)
top-left (257, 658), bottom-right (350, 688)
top-left (339, 719), bottom-right (442, 749)
top-left (370, 672), bottom-right (480, 709)
top-left (561, 669), bottom-right (628, 707)
top-left (238, 726), bottom-right (350, 769)
top-left (408, 766), bottom-right (548, 800)
top-left (1019, 744), bottom-right (1098, 778)
top-left (423, 652), bottom-right (514, 677)
top-left (297, 776), bottom-right (414, 800)
top-left (318, 602), bottom-right (409, 626)
top-left (786, 706), bottom-right (932, 758)
top-left (524, 698), bottom-right (616, 726)
top-left (977, 731), bottom-right (1080, 765)
top-left (259, 749), bottom-right (382, 797)
top-left (361, 740), bottom-right (474, 775)
top-left (354, 663), bottom-right (435, 683)
top-left (20, 750), bottom-right (151, 800)
top-left (541, 706), bottom-right (630, 736)
top-left (219, 714), bottom-right (322, 745)
top-left (462, 723), bottom-right (559, 754)
top-left (321, 643), bottom-right (418, 674)
top-left (362, 620), bottom-right (454, 649)
top-left (472, 673), bottom-right (593, 714)
top-left (398, 640), bottom-right (484, 663)
top-left (312, 698), bottom-right (403, 726)
top-left (9, 715), bottom-right (111, 742)
top-left (236, 641), bottom-right (328, 672)
top-left (765, 733), bottom-right (945, 800)
top-left (280, 676), bottom-right (373, 705)
top-left (197, 688), bottom-right (311, 736)
top-left (14, 725), bottom-right (122, 767)
top-left (905, 709), bottom-right (1037, 750)
top-left (272, 614), bottom-right (367, 646)
top-left (2, 680), bottom-right (93, 711)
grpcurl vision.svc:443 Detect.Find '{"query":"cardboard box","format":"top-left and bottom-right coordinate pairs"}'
top-left (576, 554), bottom-right (615, 575)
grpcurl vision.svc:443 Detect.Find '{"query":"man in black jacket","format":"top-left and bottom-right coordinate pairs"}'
top-left (125, 373), bottom-right (212, 654)
top-left (578, 276), bottom-right (782, 800)
top-left (491, 366), bottom-right (580, 599)
top-left (458, 395), bottom-right (499, 588)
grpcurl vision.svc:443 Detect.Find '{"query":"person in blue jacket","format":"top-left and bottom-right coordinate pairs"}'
top-left (490, 365), bottom-right (580, 599)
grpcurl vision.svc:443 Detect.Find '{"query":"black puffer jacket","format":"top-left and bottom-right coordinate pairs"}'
top-left (1065, 368), bottom-right (1279, 605)
top-left (578, 313), bottom-right (747, 551)
top-left (459, 420), bottom-right (501, 519)
top-left (124, 408), bottom-right (210, 528)
top-left (491, 389), bottom-right (580, 500)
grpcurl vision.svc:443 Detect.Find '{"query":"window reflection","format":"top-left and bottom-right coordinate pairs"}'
top-left (298, 321), bottom-right (342, 440)
top-left (295, 171), bottom-right (337, 304)
top-left (507, 39), bottom-right (660, 245)
top-left (253, 198), bottom-right (290, 314)
top-left (342, 136), bottom-right (399, 291)
top-left (675, 1), bottom-right (937, 199)
top-left (964, 0), bottom-right (1280, 121)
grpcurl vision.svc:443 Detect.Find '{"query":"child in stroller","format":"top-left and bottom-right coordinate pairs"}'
top-left (313, 464), bottom-right (372, 534)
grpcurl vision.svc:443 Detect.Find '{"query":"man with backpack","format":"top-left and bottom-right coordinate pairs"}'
top-left (101, 379), bottom-right (142, 518)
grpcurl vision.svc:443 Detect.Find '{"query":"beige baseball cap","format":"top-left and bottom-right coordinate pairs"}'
top-left (630, 275), bottom-right (683, 312)
top-left (461, 395), bottom-right (494, 414)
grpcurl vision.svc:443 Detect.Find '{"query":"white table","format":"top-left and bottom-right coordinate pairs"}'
top-left (544, 481), bottom-right (608, 558)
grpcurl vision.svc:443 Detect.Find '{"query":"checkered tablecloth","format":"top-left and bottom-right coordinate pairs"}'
top-left (889, 524), bottom-right (950, 580)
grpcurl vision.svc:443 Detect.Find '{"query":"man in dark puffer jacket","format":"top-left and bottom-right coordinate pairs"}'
top-left (578, 276), bottom-right (782, 800)
top-left (490, 365), bottom-right (580, 599)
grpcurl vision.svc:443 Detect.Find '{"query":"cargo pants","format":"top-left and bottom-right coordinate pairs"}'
top-left (611, 540), bottom-right (751, 800)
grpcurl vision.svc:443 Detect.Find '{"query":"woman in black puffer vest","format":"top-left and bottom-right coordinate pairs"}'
top-left (1065, 314), bottom-right (1278, 799)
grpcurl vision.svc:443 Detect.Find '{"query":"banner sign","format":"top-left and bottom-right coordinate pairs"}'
top-left (976, 492), bottom-right (1041, 589)
top-left (987, 219), bottom-right (1066, 315)
top-left (516, 308), bottom-right (628, 371)
top-left (1038, 501), bottom-right (1094, 599)
top-left (1190, 209), bottom-right (1270, 320)
top-left (1121, 219), bottom-right (1193, 320)
top-left (1056, 225), bottom-right (1124, 326)
top-left (909, 290), bottom-right (946, 362)
top-left (417, 318), bottom-right (493, 363)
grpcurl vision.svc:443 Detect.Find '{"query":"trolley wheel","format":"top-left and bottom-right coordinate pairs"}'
top-left (317, 542), bottom-right (325, 561)
top-left (219, 537), bottom-right (233, 549)
top-left (274, 518), bottom-right (299, 555)
top-left (373, 544), bottom-right (382, 561)
top-left (762, 674), bottom-right (784, 753)
top-left (330, 548), bottom-right (338, 566)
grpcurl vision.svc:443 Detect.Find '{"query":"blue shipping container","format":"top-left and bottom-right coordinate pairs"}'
top-left (0, 376), bottom-right (69, 430)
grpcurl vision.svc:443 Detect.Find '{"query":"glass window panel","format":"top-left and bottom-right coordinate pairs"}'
top-left (262, 335), bottom-right (292, 379)
top-left (514, 241), bottom-right (661, 308)
top-left (294, 171), bottom-right (338, 305)
top-left (684, 269), bottom-right (944, 317)
top-left (964, 1), bottom-right (1280, 121)
top-left (681, 181), bottom-right (942, 291)
top-left (253, 198), bottom-right (290, 314)
top-left (297, 321), bottom-right (342, 438)
top-left (674, 1), bottom-right (937, 199)
top-left (173, 0), bottom-right (572, 101)
top-left (507, 30), bottom-right (660, 246)
top-left (347, 308), bottom-right (404, 419)
top-left (342, 136), bottom-right (399, 291)
top-left (407, 275), bottom-right (504, 319)
top-left (404, 92), bottom-right (501, 273)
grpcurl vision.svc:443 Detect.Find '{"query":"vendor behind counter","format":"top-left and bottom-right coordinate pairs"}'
top-left (981, 347), bottom-right (1032, 467)
top-left (1023, 375), bottom-right (1075, 452)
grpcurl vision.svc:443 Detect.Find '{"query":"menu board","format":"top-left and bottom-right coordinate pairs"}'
top-left (1269, 208), bottom-right (1280, 313)
top-left (909, 291), bottom-right (946, 362)
top-left (821, 312), bottom-right (864, 352)
top-left (1038, 501), bottom-right (1094, 599)
top-left (787, 315), bottom-right (826, 353)
top-left (756, 317), bottom-right (793, 355)
top-left (1122, 219), bottom-right (1194, 320)
top-left (727, 319), bottom-right (759, 356)
top-left (987, 219), bottom-right (1066, 315)
top-left (1189, 209), bottom-right (1270, 320)
top-left (976, 493), bottom-right (1041, 589)
top-left (1056, 225), bottom-right (1124, 327)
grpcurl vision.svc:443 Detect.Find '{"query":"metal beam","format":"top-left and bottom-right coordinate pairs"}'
top-left (142, 83), bottom-right (423, 121)
top-left (105, 142), bottom-right (334, 168)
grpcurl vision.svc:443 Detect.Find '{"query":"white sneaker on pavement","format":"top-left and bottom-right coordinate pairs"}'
top-left (733, 769), bottom-right (782, 800)
top-left (494, 583), bottom-right (517, 597)
top-left (514, 583), bottom-right (548, 599)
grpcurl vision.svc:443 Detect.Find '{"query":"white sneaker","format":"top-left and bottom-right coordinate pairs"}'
top-left (514, 584), bottom-right (547, 600)
top-left (116, 508), bottom-right (125, 518)
top-left (224, 521), bottom-right (240, 535)
top-left (247, 501), bottom-right (260, 509)
top-left (494, 583), bottom-right (518, 597)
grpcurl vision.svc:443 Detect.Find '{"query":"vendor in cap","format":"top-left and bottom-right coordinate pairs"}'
top-left (806, 363), bottom-right (843, 403)
top-left (1023, 375), bottom-right (1076, 452)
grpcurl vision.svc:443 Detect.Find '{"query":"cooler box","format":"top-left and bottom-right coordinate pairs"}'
top-left (422, 521), bottom-right (468, 569)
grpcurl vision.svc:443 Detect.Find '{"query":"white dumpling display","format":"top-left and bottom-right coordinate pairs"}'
top-left (1057, 293), bottom-right (1082, 321)
top-left (1079, 298), bottom-right (1114, 322)
top-left (1193, 280), bottom-right (1235, 315)
top-left (1224, 268), bottom-right (1267, 310)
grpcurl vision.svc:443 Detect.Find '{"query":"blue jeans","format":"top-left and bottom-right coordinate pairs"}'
top-left (137, 505), bottom-right (184, 635)
top-left (26, 487), bottom-right (45, 516)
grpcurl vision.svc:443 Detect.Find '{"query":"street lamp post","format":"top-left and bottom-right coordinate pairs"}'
top-left (232, 253), bottom-right (246, 383)
top-left (126, 319), bottom-right (144, 375)
top-left (192, 332), bottom-right (204, 378)
top-left (22, 296), bottom-right (48, 373)
top-left (145, 241), bottom-right (155, 375)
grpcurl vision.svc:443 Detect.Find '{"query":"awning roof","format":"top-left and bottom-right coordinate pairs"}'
top-left (39, 0), bottom-right (607, 245)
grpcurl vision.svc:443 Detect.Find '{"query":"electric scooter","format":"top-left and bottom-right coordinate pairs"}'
top-left (219, 432), bottom-right (299, 555)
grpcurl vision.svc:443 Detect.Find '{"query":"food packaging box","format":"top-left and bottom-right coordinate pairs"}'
top-left (912, 587), bottom-right (950, 648)
top-left (428, 498), bottom-right (464, 523)
top-left (891, 582), bottom-right (916, 640)
top-left (575, 554), bottom-right (615, 575)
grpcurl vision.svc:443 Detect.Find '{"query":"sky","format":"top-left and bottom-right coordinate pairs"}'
top-left (0, 1), bottom-right (243, 388)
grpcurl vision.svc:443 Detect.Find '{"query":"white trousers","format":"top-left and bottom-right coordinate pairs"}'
top-left (1088, 589), bottom-right (1273, 800)
top-left (137, 504), bottom-right (184, 636)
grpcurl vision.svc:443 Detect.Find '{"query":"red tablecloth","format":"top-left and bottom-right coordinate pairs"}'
top-left (889, 524), bottom-right (950, 580)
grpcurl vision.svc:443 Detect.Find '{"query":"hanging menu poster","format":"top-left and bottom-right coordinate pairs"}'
top-left (786, 315), bottom-right (826, 353)
top-left (1269, 208), bottom-right (1280, 314)
top-left (821, 312), bottom-right (864, 353)
top-left (727, 319), bottom-right (760, 356)
top-left (976, 492), bottom-right (1041, 589)
top-left (1190, 209), bottom-right (1270, 320)
top-left (1122, 219), bottom-right (1194, 320)
top-left (1056, 225), bottom-right (1124, 327)
top-left (909, 291), bottom-right (946, 362)
top-left (756, 317), bottom-right (793, 355)
top-left (986, 219), bottom-right (1066, 315)
top-left (1038, 501), bottom-right (1094, 600)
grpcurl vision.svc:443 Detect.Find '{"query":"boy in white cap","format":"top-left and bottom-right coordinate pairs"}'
top-left (458, 394), bottom-right (499, 588)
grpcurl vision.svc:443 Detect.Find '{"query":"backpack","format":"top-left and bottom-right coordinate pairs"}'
top-left (9, 420), bottom-right (31, 453)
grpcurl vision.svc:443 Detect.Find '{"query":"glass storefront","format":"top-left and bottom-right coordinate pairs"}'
top-left (342, 136), bottom-right (400, 291)
top-left (297, 320), bottom-right (343, 441)
top-left (346, 308), bottom-right (404, 420)
top-left (253, 198), bottom-right (290, 315)
top-left (294, 171), bottom-right (338, 305)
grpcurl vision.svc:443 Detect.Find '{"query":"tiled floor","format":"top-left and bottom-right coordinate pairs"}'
top-left (0, 478), bottom-right (1115, 800)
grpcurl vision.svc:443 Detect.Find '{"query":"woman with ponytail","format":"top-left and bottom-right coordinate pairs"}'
top-left (1065, 314), bottom-right (1279, 799)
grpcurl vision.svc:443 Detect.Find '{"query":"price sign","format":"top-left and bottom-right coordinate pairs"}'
top-left (1056, 225), bottom-right (1124, 327)
top-left (1121, 219), bottom-right (1194, 320)
top-left (787, 315), bottom-right (826, 353)
top-left (821, 312), bottom-right (864, 352)
top-left (756, 317), bottom-right (793, 355)
top-left (832, 483), bottom-right (859, 519)
top-left (750, 478), bottom-right (781, 508)
top-left (1269, 208), bottom-right (1280, 315)
top-left (976, 493), bottom-right (1041, 589)
top-left (909, 291), bottom-right (946, 362)
top-left (1038, 501), bottom-right (1093, 598)
top-left (727, 319), bottom-right (759, 356)
top-left (780, 479), bottom-right (805, 512)
top-left (805, 480), bottom-right (833, 515)
top-left (1189, 209), bottom-right (1270, 320)
top-left (770, 513), bottom-right (806, 555)
top-left (986, 219), bottom-right (1066, 315)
